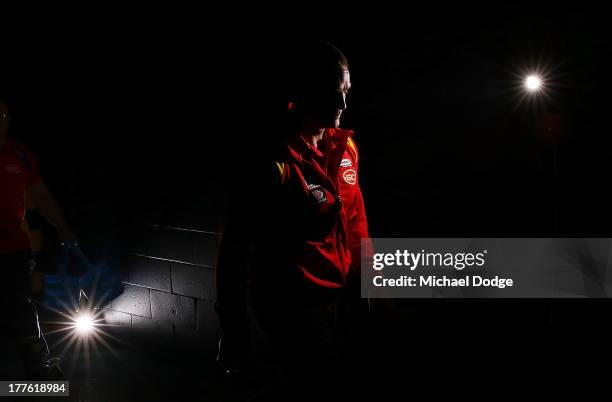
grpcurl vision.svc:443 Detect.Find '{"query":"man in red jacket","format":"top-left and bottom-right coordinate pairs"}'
top-left (215, 41), bottom-right (372, 400)
top-left (0, 97), bottom-right (75, 379)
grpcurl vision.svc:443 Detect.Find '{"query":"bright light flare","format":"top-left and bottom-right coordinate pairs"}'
top-left (525, 75), bottom-right (542, 92)
top-left (74, 313), bottom-right (95, 335)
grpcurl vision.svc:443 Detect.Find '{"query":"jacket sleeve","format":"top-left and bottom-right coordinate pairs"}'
top-left (215, 161), bottom-right (283, 353)
top-left (345, 139), bottom-right (373, 278)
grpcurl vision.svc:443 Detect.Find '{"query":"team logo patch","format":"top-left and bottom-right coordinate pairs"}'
top-left (313, 189), bottom-right (327, 204)
top-left (343, 169), bottom-right (357, 185)
top-left (5, 164), bottom-right (22, 174)
top-left (340, 158), bottom-right (352, 168)
top-left (307, 183), bottom-right (328, 204)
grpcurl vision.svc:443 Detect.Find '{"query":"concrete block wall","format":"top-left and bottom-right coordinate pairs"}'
top-left (102, 224), bottom-right (221, 349)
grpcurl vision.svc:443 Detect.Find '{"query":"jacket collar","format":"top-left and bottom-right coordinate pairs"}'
top-left (285, 128), bottom-right (354, 165)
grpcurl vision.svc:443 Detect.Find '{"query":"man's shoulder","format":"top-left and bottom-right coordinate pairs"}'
top-left (346, 136), bottom-right (359, 159)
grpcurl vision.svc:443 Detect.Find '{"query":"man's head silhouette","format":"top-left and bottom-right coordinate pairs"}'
top-left (287, 41), bottom-right (351, 130)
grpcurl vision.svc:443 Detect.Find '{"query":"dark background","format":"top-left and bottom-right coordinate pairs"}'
top-left (1, 5), bottom-right (610, 399)
top-left (4, 7), bottom-right (612, 237)
top-left (4, 6), bottom-right (612, 300)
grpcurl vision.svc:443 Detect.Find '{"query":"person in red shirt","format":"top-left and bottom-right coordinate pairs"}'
top-left (215, 41), bottom-right (372, 400)
top-left (0, 97), bottom-right (75, 379)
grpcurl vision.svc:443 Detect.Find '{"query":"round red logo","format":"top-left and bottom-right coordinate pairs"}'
top-left (343, 169), bottom-right (356, 185)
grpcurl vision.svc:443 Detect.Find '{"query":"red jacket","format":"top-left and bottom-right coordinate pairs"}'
top-left (264, 128), bottom-right (370, 289)
top-left (0, 138), bottom-right (40, 254)
top-left (215, 128), bottom-right (372, 342)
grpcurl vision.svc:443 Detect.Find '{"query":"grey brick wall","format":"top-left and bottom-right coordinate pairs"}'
top-left (104, 223), bottom-right (222, 348)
